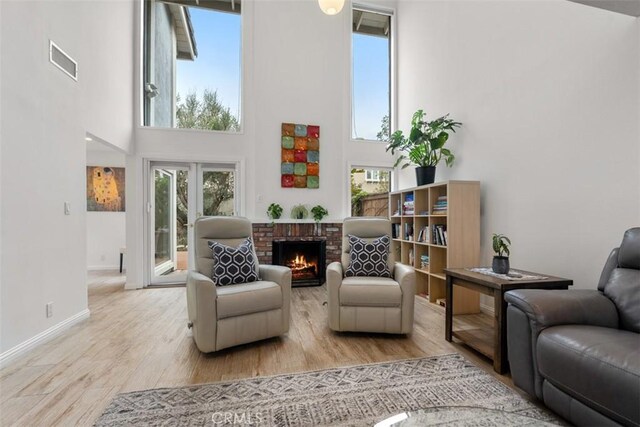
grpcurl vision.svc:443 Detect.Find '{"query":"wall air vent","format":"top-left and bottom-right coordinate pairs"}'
top-left (49, 40), bottom-right (78, 81)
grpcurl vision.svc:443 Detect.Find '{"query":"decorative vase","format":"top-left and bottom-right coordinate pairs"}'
top-left (415, 166), bottom-right (436, 186)
top-left (492, 256), bottom-right (510, 275)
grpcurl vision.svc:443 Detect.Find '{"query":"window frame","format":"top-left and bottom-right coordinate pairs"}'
top-left (141, 0), bottom-right (244, 133)
top-left (350, 3), bottom-right (396, 144)
top-left (365, 170), bottom-right (382, 183)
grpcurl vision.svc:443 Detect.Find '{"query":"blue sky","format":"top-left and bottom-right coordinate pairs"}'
top-left (176, 8), bottom-right (241, 118)
top-left (352, 33), bottom-right (390, 140)
top-left (177, 8), bottom-right (389, 140)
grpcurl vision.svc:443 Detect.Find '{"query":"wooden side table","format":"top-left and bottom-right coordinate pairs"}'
top-left (444, 267), bottom-right (572, 374)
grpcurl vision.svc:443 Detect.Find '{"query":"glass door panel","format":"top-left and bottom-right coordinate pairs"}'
top-left (201, 168), bottom-right (236, 217)
top-left (150, 163), bottom-right (194, 285)
top-left (147, 161), bottom-right (238, 286)
top-left (153, 169), bottom-right (175, 277)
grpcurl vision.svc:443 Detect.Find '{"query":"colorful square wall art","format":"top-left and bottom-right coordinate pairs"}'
top-left (281, 123), bottom-right (319, 189)
top-left (86, 166), bottom-right (125, 212)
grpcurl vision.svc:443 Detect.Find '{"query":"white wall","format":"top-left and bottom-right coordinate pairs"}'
top-left (397, 0), bottom-right (640, 290)
top-left (86, 149), bottom-right (127, 270)
top-left (0, 1), bottom-right (134, 354)
top-left (126, 0), bottom-right (397, 288)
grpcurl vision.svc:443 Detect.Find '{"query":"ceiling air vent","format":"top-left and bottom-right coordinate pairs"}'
top-left (49, 40), bottom-right (77, 81)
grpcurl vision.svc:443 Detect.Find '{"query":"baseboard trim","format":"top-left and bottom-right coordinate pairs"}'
top-left (0, 308), bottom-right (90, 368)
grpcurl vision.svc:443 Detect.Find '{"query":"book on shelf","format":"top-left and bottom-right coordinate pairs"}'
top-left (403, 223), bottom-right (414, 240)
top-left (416, 225), bottom-right (430, 243)
top-left (409, 248), bottom-right (415, 266)
top-left (391, 223), bottom-right (400, 239)
top-left (420, 255), bottom-right (429, 270)
top-left (403, 194), bottom-right (415, 215)
top-left (432, 224), bottom-right (448, 246)
top-left (432, 195), bottom-right (448, 215)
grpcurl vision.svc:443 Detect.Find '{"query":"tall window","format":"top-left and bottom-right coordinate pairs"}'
top-left (351, 167), bottom-right (392, 216)
top-left (143, 0), bottom-right (241, 131)
top-left (352, 7), bottom-right (392, 141)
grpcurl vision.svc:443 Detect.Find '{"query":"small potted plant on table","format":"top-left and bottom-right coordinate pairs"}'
top-left (492, 233), bottom-right (511, 274)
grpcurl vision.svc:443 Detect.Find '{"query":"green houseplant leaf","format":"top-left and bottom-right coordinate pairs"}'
top-left (310, 205), bottom-right (328, 223)
top-left (492, 233), bottom-right (511, 257)
top-left (267, 203), bottom-right (283, 221)
top-left (386, 109), bottom-right (462, 169)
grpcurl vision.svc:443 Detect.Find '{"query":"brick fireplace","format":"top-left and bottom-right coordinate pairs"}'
top-left (251, 223), bottom-right (343, 278)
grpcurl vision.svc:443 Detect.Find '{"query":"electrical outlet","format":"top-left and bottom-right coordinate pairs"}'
top-left (64, 202), bottom-right (71, 215)
top-left (46, 302), bottom-right (53, 318)
top-left (256, 194), bottom-right (263, 203)
top-left (100, 254), bottom-right (106, 261)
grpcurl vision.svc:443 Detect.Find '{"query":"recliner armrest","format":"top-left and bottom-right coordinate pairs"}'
top-left (259, 264), bottom-right (292, 334)
top-left (327, 262), bottom-right (343, 331)
top-left (259, 264), bottom-right (292, 289)
top-left (505, 289), bottom-right (619, 330)
top-left (394, 263), bottom-right (416, 333)
top-left (394, 263), bottom-right (415, 292)
top-left (186, 271), bottom-right (218, 353)
top-left (505, 289), bottom-right (619, 399)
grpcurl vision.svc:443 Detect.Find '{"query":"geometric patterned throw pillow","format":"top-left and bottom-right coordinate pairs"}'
top-left (345, 234), bottom-right (391, 278)
top-left (208, 238), bottom-right (260, 286)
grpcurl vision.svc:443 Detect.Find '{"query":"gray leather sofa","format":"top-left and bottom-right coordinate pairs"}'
top-left (327, 217), bottom-right (415, 334)
top-left (186, 216), bottom-right (291, 353)
top-left (505, 227), bottom-right (640, 427)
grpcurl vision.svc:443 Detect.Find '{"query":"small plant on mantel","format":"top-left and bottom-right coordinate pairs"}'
top-left (267, 203), bottom-right (283, 224)
top-left (311, 205), bottom-right (328, 223)
top-left (492, 233), bottom-right (511, 274)
top-left (290, 204), bottom-right (309, 220)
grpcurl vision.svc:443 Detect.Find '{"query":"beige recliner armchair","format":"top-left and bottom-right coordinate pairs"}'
top-left (327, 217), bottom-right (416, 334)
top-left (186, 216), bottom-right (291, 353)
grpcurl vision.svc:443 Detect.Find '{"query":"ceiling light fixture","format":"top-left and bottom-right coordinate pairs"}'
top-left (85, 136), bottom-right (93, 141)
top-left (318, 0), bottom-right (345, 15)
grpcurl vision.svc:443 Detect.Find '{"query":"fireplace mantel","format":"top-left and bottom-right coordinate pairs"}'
top-left (252, 222), bottom-right (343, 266)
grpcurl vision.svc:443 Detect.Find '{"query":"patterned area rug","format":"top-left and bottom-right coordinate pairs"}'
top-left (95, 354), bottom-right (560, 426)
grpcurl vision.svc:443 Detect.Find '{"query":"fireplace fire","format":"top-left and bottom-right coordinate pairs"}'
top-left (272, 240), bottom-right (326, 287)
top-left (287, 254), bottom-right (317, 280)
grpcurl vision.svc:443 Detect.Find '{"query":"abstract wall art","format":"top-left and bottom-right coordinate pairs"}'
top-left (281, 123), bottom-right (319, 189)
top-left (86, 166), bottom-right (126, 212)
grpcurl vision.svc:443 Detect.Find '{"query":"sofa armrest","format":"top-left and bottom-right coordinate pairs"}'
top-left (505, 289), bottom-right (619, 399)
top-left (394, 263), bottom-right (416, 333)
top-left (260, 265), bottom-right (292, 333)
top-left (186, 271), bottom-right (218, 353)
top-left (505, 289), bottom-right (619, 330)
top-left (327, 262), bottom-right (343, 331)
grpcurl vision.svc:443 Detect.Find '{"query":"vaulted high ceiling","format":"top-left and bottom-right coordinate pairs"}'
top-left (568, 0), bottom-right (640, 17)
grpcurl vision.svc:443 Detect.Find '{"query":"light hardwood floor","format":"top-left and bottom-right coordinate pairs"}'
top-left (0, 271), bottom-right (520, 426)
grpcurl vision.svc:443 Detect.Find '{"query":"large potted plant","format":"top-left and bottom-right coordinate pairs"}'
top-left (386, 109), bottom-right (462, 186)
top-left (492, 233), bottom-right (511, 274)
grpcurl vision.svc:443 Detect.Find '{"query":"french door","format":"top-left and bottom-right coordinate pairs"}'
top-left (147, 161), bottom-right (238, 286)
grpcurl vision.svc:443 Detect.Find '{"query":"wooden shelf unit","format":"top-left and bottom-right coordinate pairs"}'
top-left (389, 180), bottom-right (481, 315)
